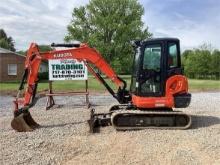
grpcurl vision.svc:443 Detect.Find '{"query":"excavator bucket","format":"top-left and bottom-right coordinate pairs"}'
top-left (11, 112), bottom-right (40, 132)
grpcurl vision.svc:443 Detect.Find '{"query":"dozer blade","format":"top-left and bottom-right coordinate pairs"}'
top-left (111, 110), bottom-right (191, 130)
top-left (88, 108), bottom-right (111, 133)
top-left (11, 112), bottom-right (40, 132)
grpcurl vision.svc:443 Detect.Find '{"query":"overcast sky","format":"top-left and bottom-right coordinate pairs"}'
top-left (0, 0), bottom-right (219, 51)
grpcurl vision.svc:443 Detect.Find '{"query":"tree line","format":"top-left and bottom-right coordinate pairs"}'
top-left (182, 45), bottom-right (220, 80)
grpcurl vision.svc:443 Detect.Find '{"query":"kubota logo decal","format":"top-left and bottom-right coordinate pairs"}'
top-left (54, 53), bottom-right (72, 58)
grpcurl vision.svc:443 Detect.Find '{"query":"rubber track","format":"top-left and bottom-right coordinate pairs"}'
top-left (111, 110), bottom-right (192, 130)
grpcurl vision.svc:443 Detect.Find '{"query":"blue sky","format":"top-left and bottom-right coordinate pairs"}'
top-left (0, 0), bottom-right (219, 51)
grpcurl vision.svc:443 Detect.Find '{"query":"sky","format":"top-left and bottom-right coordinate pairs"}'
top-left (0, 0), bottom-right (219, 51)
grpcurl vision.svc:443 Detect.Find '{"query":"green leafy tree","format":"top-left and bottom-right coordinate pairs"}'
top-left (0, 29), bottom-right (16, 51)
top-left (182, 50), bottom-right (193, 60)
top-left (65, 0), bottom-right (152, 74)
top-left (183, 49), bottom-right (212, 79)
top-left (183, 51), bottom-right (197, 78)
top-left (182, 44), bottom-right (220, 79)
top-left (194, 49), bottom-right (212, 78)
top-left (211, 50), bottom-right (220, 79)
top-left (181, 49), bottom-right (193, 68)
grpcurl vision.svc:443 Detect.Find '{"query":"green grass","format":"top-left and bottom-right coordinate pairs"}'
top-left (188, 79), bottom-right (220, 91)
top-left (0, 76), bottom-right (219, 95)
top-left (0, 76), bottom-right (131, 94)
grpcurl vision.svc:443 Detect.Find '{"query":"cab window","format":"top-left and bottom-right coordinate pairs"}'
top-left (143, 44), bottom-right (161, 72)
top-left (168, 43), bottom-right (178, 68)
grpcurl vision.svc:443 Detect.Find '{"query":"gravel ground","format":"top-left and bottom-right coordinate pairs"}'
top-left (0, 92), bottom-right (220, 165)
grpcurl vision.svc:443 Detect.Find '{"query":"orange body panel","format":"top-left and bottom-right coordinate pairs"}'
top-left (132, 75), bottom-right (189, 109)
top-left (132, 96), bottom-right (174, 108)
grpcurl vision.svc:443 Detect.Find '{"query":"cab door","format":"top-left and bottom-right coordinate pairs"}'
top-left (138, 42), bottom-right (164, 97)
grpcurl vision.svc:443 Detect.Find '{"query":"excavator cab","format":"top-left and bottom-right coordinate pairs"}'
top-left (109, 38), bottom-right (191, 131)
top-left (130, 38), bottom-right (191, 108)
top-left (131, 38), bottom-right (182, 97)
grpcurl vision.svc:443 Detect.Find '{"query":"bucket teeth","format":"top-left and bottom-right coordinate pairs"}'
top-left (11, 112), bottom-right (40, 132)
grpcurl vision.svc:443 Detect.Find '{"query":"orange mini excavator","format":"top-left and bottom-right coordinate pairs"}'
top-left (11, 38), bottom-right (191, 132)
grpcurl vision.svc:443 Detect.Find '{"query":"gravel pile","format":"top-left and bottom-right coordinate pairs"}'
top-left (0, 92), bottom-right (220, 165)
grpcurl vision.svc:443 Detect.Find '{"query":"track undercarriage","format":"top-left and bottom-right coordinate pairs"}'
top-left (11, 104), bottom-right (191, 133)
top-left (88, 105), bottom-right (191, 133)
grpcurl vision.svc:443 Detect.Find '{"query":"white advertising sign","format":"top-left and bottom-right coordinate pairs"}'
top-left (49, 59), bottom-right (88, 80)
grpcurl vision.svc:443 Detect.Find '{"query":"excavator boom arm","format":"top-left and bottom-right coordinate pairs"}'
top-left (41, 44), bottom-right (123, 86)
top-left (15, 43), bottom-right (130, 114)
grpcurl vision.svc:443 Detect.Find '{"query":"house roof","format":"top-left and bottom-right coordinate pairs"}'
top-left (0, 47), bottom-right (25, 58)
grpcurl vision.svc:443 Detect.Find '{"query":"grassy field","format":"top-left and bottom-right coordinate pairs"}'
top-left (0, 76), bottom-right (219, 95)
top-left (188, 79), bottom-right (220, 91)
top-left (0, 77), bottom-right (128, 95)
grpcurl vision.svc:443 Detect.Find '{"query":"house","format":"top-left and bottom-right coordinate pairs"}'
top-left (0, 47), bottom-right (48, 82)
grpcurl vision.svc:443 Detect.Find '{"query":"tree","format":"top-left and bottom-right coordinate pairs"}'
top-left (182, 44), bottom-right (220, 79)
top-left (194, 49), bottom-right (212, 78)
top-left (0, 29), bottom-right (16, 51)
top-left (65, 0), bottom-right (152, 73)
top-left (182, 50), bottom-right (197, 78)
top-left (181, 49), bottom-right (193, 68)
top-left (211, 50), bottom-right (220, 79)
top-left (183, 49), bottom-right (212, 79)
top-left (182, 50), bottom-right (193, 60)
